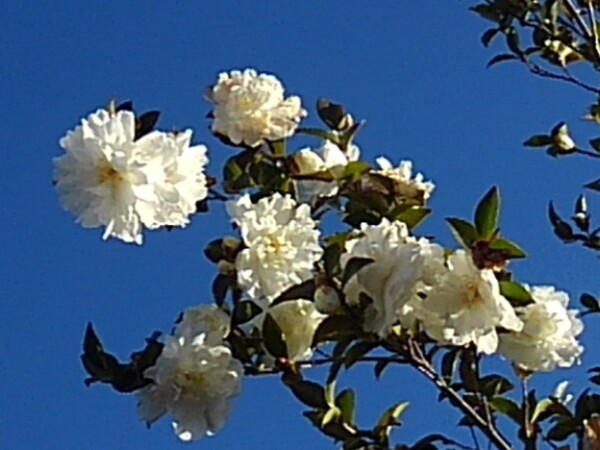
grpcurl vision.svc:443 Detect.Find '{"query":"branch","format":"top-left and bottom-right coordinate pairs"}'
top-left (564, 0), bottom-right (592, 39)
top-left (526, 62), bottom-right (600, 94)
top-left (586, 0), bottom-right (600, 63)
top-left (405, 340), bottom-right (512, 450)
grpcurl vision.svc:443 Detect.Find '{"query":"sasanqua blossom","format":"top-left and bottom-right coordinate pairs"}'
top-left (294, 140), bottom-right (360, 204)
top-left (267, 299), bottom-right (325, 361)
top-left (54, 109), bottom-right (209, 244)
top-left (420, 250), bottom-right (523, 354)
top-left (226, 193), bottom-right (323, 300)
top-left (498, 286), bottom-right (583, 372)
top-left (373, 157), bottom-right (435, 204)
top-left (137, 306), bottom-right (243, 442)
top-left (207, 69), bottom-right (306, 147)
top-left (341, 218), bottom-right (445, 337)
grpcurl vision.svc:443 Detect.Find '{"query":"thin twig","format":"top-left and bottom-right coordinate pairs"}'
top-left (521, 378), bottom-right (537, 450)
top-left (527, 62), bottom-right (600, 94)
top-left (406, 341), bottom-right (512, 450)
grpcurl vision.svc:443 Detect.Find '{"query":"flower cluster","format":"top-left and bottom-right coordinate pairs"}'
top-left (137, 305), bottom-right (243, 442)
top-left (54, 109), bottom-right (209, 244)
top-left (207, 69), bottom-right (306, 147)
top-left (226, 192), bottom-right (323, 301)
top-left (372, 157), bottom-right (435, 204)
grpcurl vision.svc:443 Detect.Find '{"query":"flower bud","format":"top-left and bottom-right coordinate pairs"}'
top-left (314, 284), bottom-right (343, 314)
top-left (291, 149), bottom-right (324, 175)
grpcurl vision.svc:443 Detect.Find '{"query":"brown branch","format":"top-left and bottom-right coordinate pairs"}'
top-left (526, 62), bottom-right (600, 94)
top-left (586, 0), bottom-right (600, 63)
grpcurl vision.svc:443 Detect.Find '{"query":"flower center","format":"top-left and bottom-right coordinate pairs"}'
top-left (263, 234), bottom-right (292, 266)
top-left (174, 369), bottom-right (207, 399)
top-left (466, 281), bottom-right (484, 307)
top-left (98, 165), bottom-right (126, 187)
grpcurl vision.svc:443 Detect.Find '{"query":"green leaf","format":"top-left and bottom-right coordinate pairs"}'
top-left (271, 280), bottom-right (316, 306)
top-left (203, 239), bottom-right (224, 263)
top-left (268, 139), bottom-right (286, 158)
top-left (312, 315), bottom-right (360, 346)
top-left (458, 351), bottom-right (478, 392)
top-left (262, 313), bottom-right (288, 359)
top-left (489, 397), bottom-right (522, 424)
top-left (321, 407), bottom-right (340, 427)
top-left (341, 257), bottom-right (375, 286)
top-left (474, 186), bottom-right (501, 240)
top-left (531, 398), bottom-right (559, 425)
top-left (374, 360), bottom-right (391, 380)
top-left (323, 242), bottom-right (343, 277)
top-left (546, 419), bottom-right (577, 441)
top-left (340, 161), bottom-right (372, 182)
top-left (486, 53), bottom-right (518, 68)
top-left (499, 281), bottom-right (534, 305)
top-left (590, 137), bottom-right (600, 153)
top-left (446, 218), bottom-right (478, 248)
top-left (524, 134), bottom-right (553, 147)
top-left (581, 293), bottom-right (600, 311)
top-left (440, 349), bottom-right (460, 383)
top-left (336, 389), bottom-right (356, 426)
top-left (212, 274), bottom-right (236, 307)
top-left (287, 379), bottom-right (328, 409)
top-left (232, 300), bottom-right (262, 325)
top-left (480, 375), bottom-right (514, 398)
top-left (585, 178), bottom-right (600, 192)
top-left (375, 402), bottom-right (410, 438)
top-left (343, 341), bottom-right (377, 369)
top-left (392, 207), bottom-right (431, 230)
top-left (489, 238), bottom-right (527, 258)
top-left (481, 28), bottom-right (500, 47)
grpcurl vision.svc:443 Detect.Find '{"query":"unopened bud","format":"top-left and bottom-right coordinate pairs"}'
top-left (549, 123), bottom-right (576, 156)
top-left (291, 149), bottom-right (324, 175)
top-left (314, 284), bottom-right (342, 314)
top-left (218, 259), bottom-right (236, 275)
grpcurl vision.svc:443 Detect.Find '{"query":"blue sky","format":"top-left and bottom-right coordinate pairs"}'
top-left (2, 1), bottom-right (600, 449)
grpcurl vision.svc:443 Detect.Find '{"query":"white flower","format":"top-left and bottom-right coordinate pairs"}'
top-left (226, 193), bottom-right (323, 300)
top-left (137, 333), bottom-right (243, 442)
top-left (373, 157), bottom-right (435, 203)
top-left (175, 305), bottom-right (231, 346)
top-left (295, 140), bottom-right (360, 204)
top-left (498, 286), bottom-right (583, 372)
top-left (314, 284), bottom-right (343, 315)
top-left (54, 109), bottom-right (209, 244)
top-left (552, 381), bottom-right (573, 406)
top-left (341, 218), bottom-right (445, 337)
top-left (207, 69), bottom-right (307, 147)
top-left (420, 250), bottom-right (523, 354)
top-left (267, 299), bottom-right (325, 361)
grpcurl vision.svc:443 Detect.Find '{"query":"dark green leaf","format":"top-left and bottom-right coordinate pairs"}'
top-left (317, 99), bottom-right (348, 131)
top-left (474, 186), bottom-right (501, 240)
top-left (212, 274), bottom-right (235, 307)
top-left (227, 328), bottom-right (251, 364)
top-left (135, 111), bottom-right (160, 140)
top-left (524, 134), bottom-right (553, 147)
top-left (546, 420), bottom-right (577, 441)
top-left (481, 28), bottom-right (500, 47)
top-left (489, 397), bottom-right (522, 424)
top-left (336, 389), bottom-right (356, 426)
top-left (589, 137), bottom-right (600, 153)
top-left (262, 313), bottom-right (288, 359)
top-left (204, 239), bottom-right (224, 263)
top-left (323, 243), bottom-right (342, 277)
top-left (343, 341), bottom-right (377, 369)
top-left (341, 161), bottom-right (371, 181)
top-left (480, 375), bottom-right (514, 398)
top-left (341, 257), bottom-right (375, 286)
top-left (374, 359), bottom-right (391, 380)
top-left (312, 315), bottom-right (360, 346)
top-left (489, 238), bottom-right (527, 258)
top-left (271, 280), bottom-right (316, 306)
top-left (447, 218), bottom-right (478, 248)
top-left (440, 349), bottom-right (460, 383)
top-left (392, 207), bottom-right (431, 230)
top-left (585, 178), bottom-right (600, 192)
top-left (581, 293), bottom-right (600, 311)
top-left (232, 300), bottom-right (262, 325)
top-left (487, 53), bottom-right (518, 68)
top-left (499, 281), bottom-right (534, 305)
top-left (287, 379), bottom-right (328, 409)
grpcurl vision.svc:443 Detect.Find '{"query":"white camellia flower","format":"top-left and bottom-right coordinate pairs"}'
top-left (226, 193), bottom-right (323, 300)
top-left (498, 286), bottom-right (583, 372)
top-left (420, 250), bottom-right (523, 354)
top-left (207, 68), bottom-right (307, 147)
top-left (267, 299), bottom-right (325, 361)
top-left (54, 109), bottom-right (209, 244)
top-left (175, 304), bottom-right (231, 346)
top-left (138, 306), bottom-right (243, 442)
top-left (373, 157), bottom-right (435, 203)
top-left (295, 140), bottom-right (360, 204)
top-left (341, 218), bottom-right (445, 337)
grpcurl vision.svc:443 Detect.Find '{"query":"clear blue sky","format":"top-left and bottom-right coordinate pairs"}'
top-left (2, 1), bottom-right (599, 449)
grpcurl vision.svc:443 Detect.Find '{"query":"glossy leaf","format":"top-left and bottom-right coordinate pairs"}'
top-left (474, 186), bottom-right (500, 240)
top-left (262, 313), bottom-right (288, 359)
top-left (447, 218), bottom-right (478, 248)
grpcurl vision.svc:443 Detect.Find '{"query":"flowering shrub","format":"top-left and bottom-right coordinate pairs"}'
top-left (55, 14), bottom-right (600, 445)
